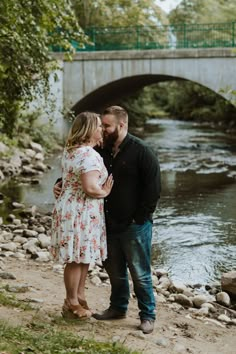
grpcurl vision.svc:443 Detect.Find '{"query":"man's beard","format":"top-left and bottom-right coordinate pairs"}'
top-left (103, 127), bottom-right (119, 147)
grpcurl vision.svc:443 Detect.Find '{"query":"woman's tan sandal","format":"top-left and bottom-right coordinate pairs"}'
top-left (62, 299), bottom-right (91, 319)
top-left (78, 298), bottom-right (92, 312)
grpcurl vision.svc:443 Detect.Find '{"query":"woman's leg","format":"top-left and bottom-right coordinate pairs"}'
top-left (63, 262), bottom-right (91, 318)
top-left (77, 263), bottom-right (90, 308)
top-left (64, 262), bottom-right (81, 305)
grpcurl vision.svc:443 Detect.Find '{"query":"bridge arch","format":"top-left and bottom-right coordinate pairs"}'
top-left (59, 48), bottom-right (236, 113)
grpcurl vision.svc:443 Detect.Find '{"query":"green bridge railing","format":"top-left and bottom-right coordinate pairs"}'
top-left (53, 21), bottom-right (236, 52)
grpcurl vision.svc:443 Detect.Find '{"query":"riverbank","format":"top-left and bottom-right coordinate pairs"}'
top-left (0, 207), bottom-right (236, 353)
top-left (0, 256), bottom-right (236, 354)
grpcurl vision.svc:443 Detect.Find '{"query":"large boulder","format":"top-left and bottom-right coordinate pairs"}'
top-left (221, 271), bottom-right (236, 298)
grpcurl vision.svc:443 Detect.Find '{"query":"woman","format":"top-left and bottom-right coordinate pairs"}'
top-left (51, 112), bottom-right (113, 319)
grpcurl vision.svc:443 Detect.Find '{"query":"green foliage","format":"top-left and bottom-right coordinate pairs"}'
top-left (71, 0), bottom-right (169, 50)
top-left (72, 0), bottom-right (167, 28)
top-left (148, 81), bottom-right (236, 124)
top-left (0, 0), bottom-right (85, 137)
top-left (0, 319), bottom-right (139, 354)
top-left (0, 289), bottom-right (33, 310)
top-left (169, 0), bottom-right (236, 24)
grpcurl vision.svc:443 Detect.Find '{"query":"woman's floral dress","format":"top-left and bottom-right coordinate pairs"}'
top-left (51, 146), bottom-right (108, 264)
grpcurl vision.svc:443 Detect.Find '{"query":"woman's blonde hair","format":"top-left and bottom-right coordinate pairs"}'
top-left (66, 111), bottom-right (99, 150)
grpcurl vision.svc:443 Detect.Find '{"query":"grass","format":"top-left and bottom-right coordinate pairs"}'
top-left (0, 289), bottom-right (33, 311)
top-left (0, 288), bottom-right (139, 354)
top-left (0, 319), bottom-right (139, 354)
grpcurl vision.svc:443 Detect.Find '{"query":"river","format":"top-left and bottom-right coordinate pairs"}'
top-left (1, 118), bottom-right (236, 286)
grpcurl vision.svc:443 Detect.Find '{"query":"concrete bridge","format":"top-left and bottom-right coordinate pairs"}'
top-left (55, 48), bottom-right (236, 115)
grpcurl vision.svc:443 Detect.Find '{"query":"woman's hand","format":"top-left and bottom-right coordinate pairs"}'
top-left (102, 174), bottom-right (114, 196)
top-left (53, 180), bottom-right (62, 199)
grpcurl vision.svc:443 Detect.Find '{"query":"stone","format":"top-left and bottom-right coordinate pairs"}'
top-left (0, 242), bottom-right (17, 252)
top-left (221, 271), bottom-right (236, 297)
top-left (218, 314), bottom-right (231, 323)
top-left (192, 294), bottom-right (209, 308)
top-left (6, 284), bottom-right (30, 293)
top-left (90, 275), bottom-right (102, 286)
top-left (174, 294), bottom-right (193, 308)
top-left (216, 291), bottom-right (231, 307)
top-left (29, 141), bottom-right (43, 153)
top-left (38, 234), bottom-right (51, 249)
top-left (0, 272), bottom-right (16, 280)
top-left (169, 280), bottom-right (187, 294)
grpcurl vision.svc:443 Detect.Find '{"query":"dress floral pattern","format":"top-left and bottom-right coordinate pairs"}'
top-left (51, 146), bottom-right (108, 264)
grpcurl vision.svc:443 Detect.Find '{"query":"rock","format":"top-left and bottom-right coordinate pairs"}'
top-left (13, 229), bottom-right (24, 235)
top-left (34, 251), bottom-right (51, 262)
top-left (155, 294), bottom-right (167, 303)
top-left (158, 276), bottom-right (171, 290)
top-left (29, 141), bottom-right (43, 153)
top-left (23, 239), bottom-right (39, 254)
top-left (98, 272), bottom-right (109, 281)
top-left (216, 291), bottom-right (231, 307)
top-left (218, 314), bottom-right (231, 323)
top-left (182, 289), bottom-right (193, 297)
top-left (0, 170), bottom-right (5, 181)
top-left (19, 206), bottom-right (37, 218)
top-left (2, 232), bottom-right (14, 241)
top-left (6, 284), bottom-right (30, 293)
top-left (0, 142), bottom-right (9, 154)
top-left (169, 280), bottom-right (187, 294)
top-left (155, 338), bottom-right (169, 347)
top-left (201, 302), bottom-right (216, 313)
top-left (23, 229), bottom-right (38, 238)
top-left (6, 214), bottom-right (16, 222)
top-left (204, 318), bottom-right (226, 328)
top-left (13, 219), bottom-right (21, 225)
top-left (152, 275), bottom-right (159, 286)
top-left (12, 202), bottom-right (25, 209)
top-left (174, 294), bottom-right (193, 308)
top-left (13, 235), bottom-right (27, 244)
top-left (24, 149), bottom-right (36, 158)
top-left (221, 271), bottom-right (236, 297)
top-left (154, 268), bottom-right (168, 277)
top-left (12, 252), bottom-right (26, 259)
top-left (0, 272), bottom-right (16, 280)
top-left (90, 275), bottom-right (102, 286)
top-left (192, 294), bottom-right (209, 308)
top-left (38, 234), bottom-right (50, 249)
top-left (196, 307), bottom-right (209, 316)
top-left (22, 165), bottom-right (38, 176)
top-left (0, 242), bottom-right (18, 252)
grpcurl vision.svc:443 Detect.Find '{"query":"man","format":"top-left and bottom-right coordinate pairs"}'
top-left (54, 106), bottom-right (161, 334)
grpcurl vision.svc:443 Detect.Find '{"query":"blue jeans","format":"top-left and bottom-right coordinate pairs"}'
top-left (103, 220), bottom-right (156, 320)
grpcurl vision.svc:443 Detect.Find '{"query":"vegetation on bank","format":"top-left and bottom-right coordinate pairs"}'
top-left (0, 320), bottom-right (138, 354)
top-left (0, 111), bottom-right (61, 157)
top-left (0, 288), bottom-right (138, 354)
top-left (0, 0), bottom-right (85, 138)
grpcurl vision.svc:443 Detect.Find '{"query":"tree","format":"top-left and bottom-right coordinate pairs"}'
top-left (0, 0), bottom-right (85, 137)
top-left (72, 0), bottom-right (167, 28)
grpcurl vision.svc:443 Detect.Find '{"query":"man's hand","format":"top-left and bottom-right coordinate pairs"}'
top-left (53, 180), bottom-right (62, 199)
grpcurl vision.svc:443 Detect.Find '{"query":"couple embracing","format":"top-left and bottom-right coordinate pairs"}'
top-left (51, 105), bottom-right (161, 334)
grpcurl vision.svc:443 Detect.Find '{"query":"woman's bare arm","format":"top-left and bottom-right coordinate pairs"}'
top-left (81, 171), bottom-right (113, 198)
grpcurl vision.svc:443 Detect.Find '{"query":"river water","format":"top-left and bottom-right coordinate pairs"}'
top-left (1, 118), bottom-right (236, 285)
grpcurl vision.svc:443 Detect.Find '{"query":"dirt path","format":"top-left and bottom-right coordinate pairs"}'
top-left (1, 258), bottom-right (236, 354)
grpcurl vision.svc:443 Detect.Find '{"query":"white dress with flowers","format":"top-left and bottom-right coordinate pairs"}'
top-left (51, 146), bottom-right (108, 264)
